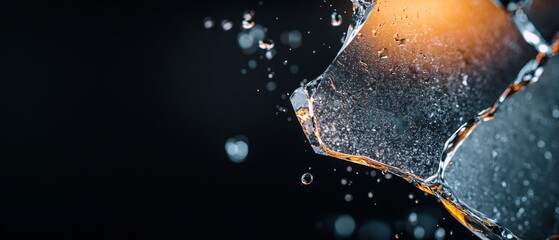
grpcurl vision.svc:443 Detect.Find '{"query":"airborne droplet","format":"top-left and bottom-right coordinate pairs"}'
top-left (221, 19), bottom-right (233, 31)
top-left (203, 17), bottom-right (214, 29)
top-left (258, 39), bottom-right (275, 50)
top-left (301, 172), bottom-right (313, 185)
top-left (242, 19), bottom-right (255, 29)
top-left (331, 12), bottom-right (342, 26)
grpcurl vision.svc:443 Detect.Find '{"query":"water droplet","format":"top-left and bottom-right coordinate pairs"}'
top-left (243, 10), bottom-right (255, 21)
top-left (221, 19), bottom-right (233, 31)
top-left (203, 17), bottom-right (214, 29)
top-left (346, 166), bottom-right (353, 172)
top-left (266, 81), bottom-right (277, 92)
top-left (377, 48), bottom-right (388, 59)
top-left (334, 215), bottom-right (355, 237)
top-left (224, 136), bottom-right (249, 163)
top-left (413, 226), bottom-right (425, 239)
top-left (435, 227), bottom-right (446, 240)
top-left (290, 64), bottom-right (299, 74)
top-left (409, 212), bottom-right (418, 224)
top-left (301, 172), bottom-right (313, 185)
top-left (331, 12), bottom-right (342, 26)
top-left (544, 151), bottom-right (552, 159)
top-left (501, 181), bottom-right (507, 187)
top-left (258, 39), bottom-right (275, 50)
top-left (344, 193), bottom-right (353, 202)
top-left (240, 69), bottom-right (247, 75)
top-left (341, 178), bottom-right (348, 185)
top-left (408, 193), bottom-right (414, 199)
top-left (537, 140), bottom-right (546, 148)
top-left (552, 107), bottom-right (559, 118)
top-left (367, 191), bottom-right (374, 198)
top-left (248, 60), bottom-right (257, 69)
top-left (384, 173), bottom-right (393, 179)
top-left (393, 33), bottom-right (408, 46)
top-left (265, 49), bottom-right (276, 59)
top-left (242, 19), bottom-right (255, 29)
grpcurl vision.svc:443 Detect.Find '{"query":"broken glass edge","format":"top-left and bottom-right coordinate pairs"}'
top-left (290, 0), bottom-right (559, 239)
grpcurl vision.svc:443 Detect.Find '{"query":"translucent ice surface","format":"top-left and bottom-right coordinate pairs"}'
top-left (290, 0), bottom-right (559, 239)
top-left (446, 57), bottom-right (559, 240)
top-left (291, 0), bottom-right (534, 180)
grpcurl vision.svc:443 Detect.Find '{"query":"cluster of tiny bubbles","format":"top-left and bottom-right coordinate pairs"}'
top-left (224, 135), bottom-right (249, 163)
top-left (331, 11), bottom-right (342, 26)
top-left (301, 172), bottom-right (313, 185)
top-left (334, 215), bottom-right (356, 237)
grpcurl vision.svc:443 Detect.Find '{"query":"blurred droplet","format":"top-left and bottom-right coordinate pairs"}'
top-left (203, 17), bottom-right (214, 29)
top-left (331, 12), bottom-right (342, 26)
top-left (224, 136), bottom-right (249, 163)
top-left (242, 19), bottom-right (255, 29)
top-left (266, 81), bottom-right (277, 92)
top-left (221, 19), bottom-right (233, 31)
top-left (301, 172), bottom-right (313, 185)
top-left (258, 39), bottom-right (275, 50)
top-left (243, 9), bottom-right (255, 21)
top-left (434, 227), bottom-right (446, 240)
top-left (344, 193), bottom-right (353, 202)
top-left (335, 215), bottom-right (356, 237)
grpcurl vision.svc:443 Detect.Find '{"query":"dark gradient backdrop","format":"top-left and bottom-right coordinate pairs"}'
top-left (1, 1), bottom-right (475, 239)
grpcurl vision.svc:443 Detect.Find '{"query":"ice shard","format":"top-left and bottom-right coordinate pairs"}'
top-left (445, 56), bottom-right (559, 239)
top-left (291, 0), bottom-right (534, 180)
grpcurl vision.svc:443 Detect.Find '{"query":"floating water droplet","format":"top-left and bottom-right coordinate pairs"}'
top-left (265, 49), bottom-right (276, 60)
top-left (334, 215), bottom-right (356, 237)
top-left (258, 39), bottom-right (275, 50)
top-left (408, 212), bottom-right (418, 224)
top-left (301, 172), bottom-right (313, 185)
top-left (537, 140), bottom-right (545, 148)
top-left (243, 10), bottom-right (255, 21)
top-left (544, 151), bottom-right (552, 159)
top-left (203, 17), bottom-right (214, 29)
top-left (377, 47), bottom-right (388, 59)
top-left (367, 191), bottom-right (374, 198)
top-left (248, 60), bottom-right (257, 69)
top-left (221, 19), bottom-right (233, 31)
top-left (266, 81), bottom-right (277, 92)
top-left (331, 12), bottom-right (342, 26)
top-left (552, 107), bottom-right (559, 118)
top-left (408, 193), bottom-right (414, 199)
top-left (341, 178), bottom-right (348, 185)
top-left (344, 193), bottom-right (353, 202)
top-left (435, 227), bottom-right (446, 240)
top-left (280, 30), bottom-right (302, 48)
top-left (242, 19), bottom-right (255, 29)
top-left (290, 64), bottom-right (299, 74)
top-left (224, 136), bottom-right (249, 163)
top-left (413, 226), bottom-right (425, 239)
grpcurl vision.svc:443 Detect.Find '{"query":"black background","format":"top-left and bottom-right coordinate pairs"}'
top-left (1, 1), bottom-right (475, 239)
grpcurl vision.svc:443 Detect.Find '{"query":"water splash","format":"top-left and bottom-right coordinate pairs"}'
top-left (290, 0), bottom-right (559, 239)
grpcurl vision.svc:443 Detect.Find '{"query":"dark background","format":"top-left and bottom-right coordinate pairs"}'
top-left (0, 1), bottom-right (474, 239)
